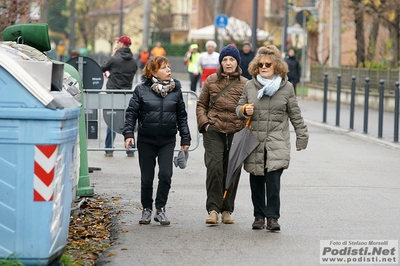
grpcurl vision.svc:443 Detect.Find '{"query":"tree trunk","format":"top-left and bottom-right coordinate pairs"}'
top-left (392, 7), bottom-right (399, 68)
top-left (366, 12), bottom-right (379, 62)
top-left (353, 0), bottom-right (366, 67)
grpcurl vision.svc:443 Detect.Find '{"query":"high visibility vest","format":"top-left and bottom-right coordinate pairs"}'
top-left (187, 52), bottom-right (201, 73)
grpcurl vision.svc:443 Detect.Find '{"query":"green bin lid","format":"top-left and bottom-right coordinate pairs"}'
top-left (2, 23), bottom-right (51, 52)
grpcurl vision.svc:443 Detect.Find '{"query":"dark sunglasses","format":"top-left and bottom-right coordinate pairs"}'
top-left (258, 62), bottom-right (272, 68)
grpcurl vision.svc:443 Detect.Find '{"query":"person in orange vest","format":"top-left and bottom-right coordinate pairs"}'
top-left (135, 47), bottom-right (150, 82)
top-left (139, 47), bottom-right (150, 69)
top-left (150, 42), bottom-right (166, 58)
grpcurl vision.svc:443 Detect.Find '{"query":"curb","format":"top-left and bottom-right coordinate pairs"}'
top-left (305, 119), bottom-right (400, 150)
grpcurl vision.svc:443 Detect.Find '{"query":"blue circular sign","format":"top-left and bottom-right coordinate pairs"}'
top-left (215, 14), bottom-right (228, 29)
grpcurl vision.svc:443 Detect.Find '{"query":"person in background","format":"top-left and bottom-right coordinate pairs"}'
top-left (139, 47), bottom-right (150, 69)
top-left (123, 56), bottom-right (191, 226)
top-left (184, 43), bottom-right (202, 95)
top-left (136, 46), bottom-right (150, 82)
top-left (100, 35), bottom-right (138, 157)
top-left (239, 41), bottom-right (255, 80)
top-left (236, 45), bottom-right (308, 231)
top-left (78, 46), bottom-right (88, 57)
top-left (56, 40), bottom-right (67, 62)
top-left (196, 45), bottom-right (248, 225)
top-left (194, 40), bottom-right (220, 88)
top-left (150, 42), bottom-right (166, 58)
top-left (70, 50), bottom-right (80, 59)
top-left (284, 48), bottom-right (301, 95)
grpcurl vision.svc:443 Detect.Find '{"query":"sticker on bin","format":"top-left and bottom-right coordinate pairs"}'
top-left (34, 144), bottom-right (58, 201)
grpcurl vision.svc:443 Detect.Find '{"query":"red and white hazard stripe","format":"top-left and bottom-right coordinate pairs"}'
top-left (33, 144), bottom-right (58, 201)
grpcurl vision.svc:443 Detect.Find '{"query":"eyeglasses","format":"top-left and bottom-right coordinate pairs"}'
top-left (258, 62), bottom-right (272, 68)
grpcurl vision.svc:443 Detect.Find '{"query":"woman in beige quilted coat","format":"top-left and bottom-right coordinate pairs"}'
top-left (236, 45), bottom-right (309, 231)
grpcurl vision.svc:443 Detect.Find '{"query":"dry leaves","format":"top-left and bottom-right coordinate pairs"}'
top-left (64, 195), bottom-right (121, 265)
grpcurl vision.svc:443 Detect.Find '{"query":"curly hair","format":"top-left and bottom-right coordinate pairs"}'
top-left (142, 56), bottom-right (170, 79)
top-left (248, 45), bottom-right (288, 79)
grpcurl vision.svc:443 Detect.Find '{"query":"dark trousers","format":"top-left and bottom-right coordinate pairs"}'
top-left (189, 72), bottom-right (200, 93)
top-left (288, 78), bottom-right (298, 95)
top-left (137, 141), bottom-right (175, 210)
top-left (203, 126), bottom-right (240, 213)
top-left (250, 168), bottom-right (283, 220)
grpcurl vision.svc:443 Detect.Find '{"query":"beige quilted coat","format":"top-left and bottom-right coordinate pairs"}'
top-left (236, 77), bottom-right (309, 175)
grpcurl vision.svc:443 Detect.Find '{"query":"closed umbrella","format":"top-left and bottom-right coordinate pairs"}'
top-left (223, 116), bottom-right (259, 199)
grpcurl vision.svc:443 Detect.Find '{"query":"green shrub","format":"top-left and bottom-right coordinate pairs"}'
top-left (0, 254), bottom-right (24, 266)
top-left (147, 43), bottom-right (188, 57)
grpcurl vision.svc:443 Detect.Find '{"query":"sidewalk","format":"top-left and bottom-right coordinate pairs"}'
top-left (92, 78), bottom-right (400, 266)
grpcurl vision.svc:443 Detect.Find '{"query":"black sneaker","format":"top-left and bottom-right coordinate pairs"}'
top-left (154, 207), bottom-right (170, 225)
top-left (139, 208), bottom-right (152, 224)
top-left (252, 218), bottom-right (265, 229)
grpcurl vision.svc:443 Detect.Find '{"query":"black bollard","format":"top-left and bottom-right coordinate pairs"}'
top-left (349, 76), bottom-right (356, 130)
top-left (378, 79), bottom-right (384, 138)
top-left (394, 82), bottom-right (400, 142)
top-left (336, 74), bottom-right (342, 126)
top-left (363, 77), bottom-right (370, 134)
top-left (323, 73), bottom-right (328, 123)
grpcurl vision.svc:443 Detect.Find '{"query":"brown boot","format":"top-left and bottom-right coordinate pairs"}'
top-left (206, 210), bottom-right (219, 224)
top-left (252, 218), bottom-right (265, 229)
top-left (266, 217), bottom-right (280, 231)
top-left (221, 211), bottom-right (234, 224)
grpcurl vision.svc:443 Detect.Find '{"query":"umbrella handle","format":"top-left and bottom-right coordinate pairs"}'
top-left (241, 104), bottom-right (252, 128)
top-left (223, 190), bottom-right (228, 199)
top-left (245, 117), bottom-right (252, 128)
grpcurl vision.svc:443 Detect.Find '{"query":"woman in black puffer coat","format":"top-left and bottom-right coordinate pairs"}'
top-left (123, 56), bottom-right (191, 226)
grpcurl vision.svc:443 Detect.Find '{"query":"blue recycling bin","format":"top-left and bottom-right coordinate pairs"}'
top-left (0, 42), bottom-right (81, 265)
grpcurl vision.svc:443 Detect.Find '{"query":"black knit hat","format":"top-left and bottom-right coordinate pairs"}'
top-left (219, 45), bottom-right (241, 65)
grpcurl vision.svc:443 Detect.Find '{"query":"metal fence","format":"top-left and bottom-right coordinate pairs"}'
top-left (83, 89), bottom-right (200, 153)
top-left (311, 65), bottom-right (400, 93)
top-left (319, 72), bottom-right (400, 142)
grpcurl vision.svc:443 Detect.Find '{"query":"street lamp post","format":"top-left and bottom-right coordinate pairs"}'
top-left (69, 0), bottom-right (76, 57)
top-left (289, 4), bottom-right (318, 98)
top-left (281, 0), bottom-right (289, 57)
top-left (251, 0), bottom-right (258, 52)
top-left (119, 0), bottom-right (123, 37)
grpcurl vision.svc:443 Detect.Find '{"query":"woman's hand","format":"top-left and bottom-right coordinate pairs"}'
top-left (125, 138), bottom-right (135, 149)
top-left (245, 103), bottom-right (255, 116)
top-left (181, 145), bottom-right (190, 152)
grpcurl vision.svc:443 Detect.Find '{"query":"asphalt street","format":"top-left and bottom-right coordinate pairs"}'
top-left (90, 78), bottom-right (400, 266)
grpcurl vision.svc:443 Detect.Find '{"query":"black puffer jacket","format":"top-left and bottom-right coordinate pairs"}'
top-left (101, 47), bottom-right (138, 89)
top-left (123, 78), bottom-right (191, 147)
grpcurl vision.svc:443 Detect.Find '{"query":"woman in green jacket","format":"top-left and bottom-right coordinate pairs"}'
top-left (236, 45), bottom-right (309, 231)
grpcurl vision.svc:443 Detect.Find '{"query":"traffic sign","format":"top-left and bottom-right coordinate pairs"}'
top-left (296, 10), bottom-right (311, 25)
top-left (215, 14), bottom-right (228, 29)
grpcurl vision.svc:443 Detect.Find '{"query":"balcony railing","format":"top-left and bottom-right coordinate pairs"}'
top-left (162, 13), bottom-right (189, 32)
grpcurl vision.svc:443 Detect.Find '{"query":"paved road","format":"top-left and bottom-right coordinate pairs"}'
top-left (92, 79), bottom-right (400, 266)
